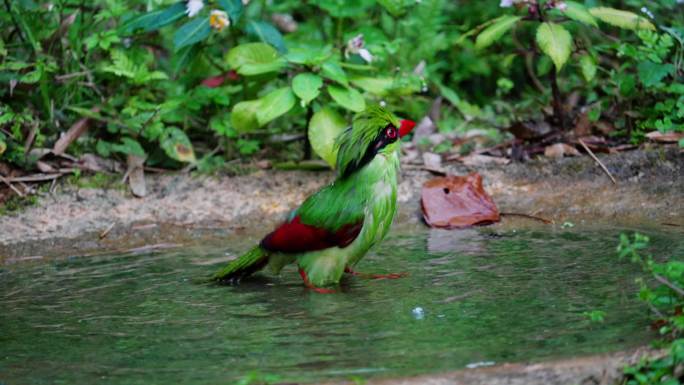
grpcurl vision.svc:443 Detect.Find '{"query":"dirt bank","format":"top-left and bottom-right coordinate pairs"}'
top-left (1, 147), bottom-right (682, 261)
top-left (325, 347), bottom-right (660, 385)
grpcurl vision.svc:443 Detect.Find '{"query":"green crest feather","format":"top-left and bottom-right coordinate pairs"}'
top-left (335, 105), bottom-right (400, 178)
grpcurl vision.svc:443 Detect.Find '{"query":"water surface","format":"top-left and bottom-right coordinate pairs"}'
top-left (2, 225), bottom-right (680, 384)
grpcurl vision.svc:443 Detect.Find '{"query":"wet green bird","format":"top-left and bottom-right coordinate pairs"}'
top-left (212, 105), bottom-right (415, 292)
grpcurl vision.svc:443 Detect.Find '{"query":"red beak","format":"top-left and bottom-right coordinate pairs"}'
top-left (399, 119), bottom-right (416, 138)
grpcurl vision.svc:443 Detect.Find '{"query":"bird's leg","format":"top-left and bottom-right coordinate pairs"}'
top-left (344, 267), bottom-right (409, 280)
top-left (298, 268), bottom-right (337, 294)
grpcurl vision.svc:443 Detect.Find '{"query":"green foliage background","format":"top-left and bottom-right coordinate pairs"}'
top-left (1, 0), bottom-right (682, 172)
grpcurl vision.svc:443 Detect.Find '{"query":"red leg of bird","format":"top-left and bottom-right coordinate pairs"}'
top-left (298, 268), bottom-right (336, 294)
top-left (344, 267), bottom-right (409, 280)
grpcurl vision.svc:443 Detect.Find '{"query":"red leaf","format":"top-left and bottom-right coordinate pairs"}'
top-left (421, 173), bottom-right (500, 229)
top-left (201, 70), bottom-right (240, 88)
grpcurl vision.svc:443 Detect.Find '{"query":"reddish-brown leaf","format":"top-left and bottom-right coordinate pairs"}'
top-left (421, 173), bottom-right (500, 229)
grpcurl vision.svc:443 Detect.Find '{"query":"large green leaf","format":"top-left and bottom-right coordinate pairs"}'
top-left (589, 7), bottom-right (655, 31)
top-left (161, 127), bottom-right (196, 163)
top-left (218, 0), bottom-right (243, 23)
top-left (292, 73), bottom-right (323, 106)
top-left (246, 21), bottom-right (287, 53)
top-left (231, 100), bottom-right (261, 133)
top-left (536, 22), bottom-right (572, 72)
top-left (173, 17), bottom-right (211, 51)
top-left (328, 85), bottom-right (365, 112)
top-left (321, 61), bottom-right (348, 86)
top-left (121, 2), bottom-right (186, 33)
top-left (562, 1), bottom-right (598, 27)
top-left (308, 107), bottom-right (346, 167)
top-left (225, 43), bottom-right (284, 75)
top-left (579, 54), bottom-right (597, 81)
top-left (350, 76), bottom-right (394, 96)
top-left (255, 87), bottom-right (296, 126)
top-left (475, 15), bottom-right (522, 50)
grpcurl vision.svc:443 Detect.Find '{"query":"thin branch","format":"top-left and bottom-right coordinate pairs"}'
top-left (578, 138), bottom-right (617, 184)
top-left (654, 274), bottom-right (684, 297)
top-left (0, 175), bottom-right (25, 197)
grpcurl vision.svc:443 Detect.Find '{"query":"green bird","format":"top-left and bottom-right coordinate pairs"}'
top-left (212, 105), bottom-right (415, 292)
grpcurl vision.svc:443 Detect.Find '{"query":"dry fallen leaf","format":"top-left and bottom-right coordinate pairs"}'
top-left (459, 154), bottom-right (510, 166)
top-left (544, 143), bottom-right (580, 158)
top-left (646, 131), bottom-right (684, 143)
top-left (421, 173), bottom-right (500, 229)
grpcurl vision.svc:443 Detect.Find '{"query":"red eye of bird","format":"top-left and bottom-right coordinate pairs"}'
top-left (386, 126), bottom-right (397, 139)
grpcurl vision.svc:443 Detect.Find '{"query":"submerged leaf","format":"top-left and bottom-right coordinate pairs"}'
top-left (421, 173), bottom-right (500, 229)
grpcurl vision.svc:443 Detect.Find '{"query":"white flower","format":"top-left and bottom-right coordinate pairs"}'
top-left (210, 10), bottom-right (230, 30)
top-left (186, 0), bottom-right (204, 17)
top-left (640, 6), bottom-right (655, 19)
top-left (242, 0), bottom-right (250, 5)
top-left (345, 34), bottom-right (373, 63)
top-left (500, 0), bottom-right (514, 7)
top-left (555, 1), bottom-right (567, 11)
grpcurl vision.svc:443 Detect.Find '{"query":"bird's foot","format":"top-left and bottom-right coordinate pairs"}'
top-left (344, 267), bottom-right (409, 280)
top-left (298, 268), bottom-right (337, 294)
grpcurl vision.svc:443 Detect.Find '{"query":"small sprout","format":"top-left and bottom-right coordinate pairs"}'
top-left (412, 306), bottom-right (425, 320)
top-left (561, 221), bottom-right (575, 228)
top-left (583, 310), bottom-right (606, 323)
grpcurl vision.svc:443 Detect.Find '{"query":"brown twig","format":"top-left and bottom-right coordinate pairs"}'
top-left (655, 274), bottom-right (684, 297)
top-left (4, 173), bottom-right (65, 183)
top-left (500, 212), bottom-right (553, 224)
top-left (99, 222), bottom-right (116, 240)
top-left (578, 138), bottom-right (617, 184)
top-left (0, 175), bottom-right (25, 197)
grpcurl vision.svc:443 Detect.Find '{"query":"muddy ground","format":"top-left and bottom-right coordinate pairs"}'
top-left (1, 146), bottom-right (681, 261)
top-left (1, 147), bottom-right (682, 385)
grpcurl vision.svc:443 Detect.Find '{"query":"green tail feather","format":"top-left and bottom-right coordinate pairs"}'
top-left (212, 246), bottom-right (269, 282)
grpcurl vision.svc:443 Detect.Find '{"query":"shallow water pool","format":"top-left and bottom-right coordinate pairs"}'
top-left (1, 225), bottom-right (680, 384)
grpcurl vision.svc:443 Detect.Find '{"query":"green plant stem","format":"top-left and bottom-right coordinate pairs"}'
top-left (303, 105), bottom-right (312, 160)
top-left (549, 71), bottom-right (566, 131)
top-left (336, 17), bottom-right (344, 60)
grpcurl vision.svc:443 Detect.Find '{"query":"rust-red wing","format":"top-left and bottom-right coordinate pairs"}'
top-left (260, 216), bottom-right (363, 253)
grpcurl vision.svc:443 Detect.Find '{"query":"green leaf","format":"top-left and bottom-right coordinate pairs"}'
top-left (231, 100), bottom-right (261, 133)
top-left (292, 73), bottom-right (323, 106)
top-left (120, 2), bottom-right (186, 33)
top-left (475, 15), bottom-right (522, 50)
top-left (308, 107), bottom-right (346, 167)
top-left (113, 137), bottom-right (146, 157)
top-left (161, 127), bottom-right (196, 163)
top-left (321, 61), bottom-right (348, 86)
top-left (246, 21), bottom-right (287, 53)
top-left (173, 17), bottom-right (211, 51)
top-left (328, 85), bottom-right (365, 112)
top-left (218, 0), bottom-right (243, 23)
top-left (638, 61), bottom-right (675, 87)
top-left (536, 22), bottom-right (572, 72)
top-left (225, 42), bottom-right (284, 76)
top-left (350, 76), bottom-right (394, 96)
top-left (579, 54), bottom-right (597, 81)
top-left (561, 1), bottom-right (598, 27)
top-left (377, 0), bottom-right (409, 17)
top-left (589, 7), bottom-right (656, 31)
top-left (256, 87), bottom-right (296, 126)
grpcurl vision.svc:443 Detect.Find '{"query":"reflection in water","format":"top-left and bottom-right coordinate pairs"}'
top-left (1, 226), bottom-right (681, 384)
